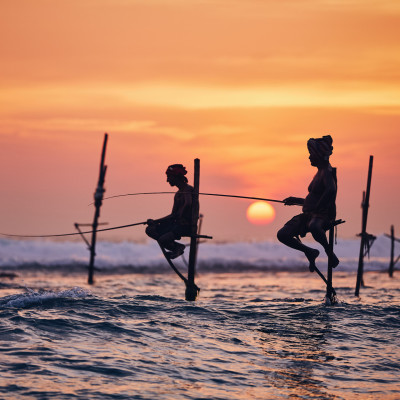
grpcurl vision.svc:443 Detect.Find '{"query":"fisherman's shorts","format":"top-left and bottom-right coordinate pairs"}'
top-left (146, 220), bottom-right (191, 240)
top-left (283, 213), bottom-right (331, 238)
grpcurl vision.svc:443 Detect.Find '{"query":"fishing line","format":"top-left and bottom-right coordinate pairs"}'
top-left (0, 221), bottom-right (147, 239)
top-left (3, 192), bottom-right (293, 238)
top-left (93, 191), bottom-right (286, 204)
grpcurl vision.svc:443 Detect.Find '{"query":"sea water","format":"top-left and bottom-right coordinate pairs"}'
top-left (0, 236), bottom-right (399, 399)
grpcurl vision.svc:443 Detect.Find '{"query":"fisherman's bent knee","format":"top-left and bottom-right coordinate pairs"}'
top-left (277, 227), bottom-right (289, 243)
top-left (145, 225), bottom-right (158, 240)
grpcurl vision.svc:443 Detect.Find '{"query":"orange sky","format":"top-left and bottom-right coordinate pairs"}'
top-left (1, 0), bottom-right (400, 242)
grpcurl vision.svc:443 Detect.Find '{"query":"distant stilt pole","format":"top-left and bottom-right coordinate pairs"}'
top-left (389, 225), bottom-right (395, 278)
top-left (360, 191), bottom-right (366, 288)
top-left (355, 155), bottom-right (373, 296)
top-left (196, 213), bottom-right (204, 260)
top-left (185, 158), bottom-right (200, 301)
top-left (88, 133), bottom-right (108, 285)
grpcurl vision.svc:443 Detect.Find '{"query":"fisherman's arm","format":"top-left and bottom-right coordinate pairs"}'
top-left (147, 193), bottom-right (181, 225)
top-left (283, 196), bottom-right (304, 206)
top-left (146, 214), bottom-right (174, 225)
top-left (147, 204), bottom-right (176, 225)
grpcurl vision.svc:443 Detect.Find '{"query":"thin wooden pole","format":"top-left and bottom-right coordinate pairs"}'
top-left (389, 225), bottom-right (395, 278)
top-left (355, 155), bottom-right (373, 296)
top-left (185, 158), bottom-right (200, 301)
top-left (158, 243), bottom-right (189, 285)
top-left (88, 133), bottom-right (108, 285)
top-left (325, 167), bottom-right (337, 303)
top-left (326, 226), bottom-right (336, 303)
top-left (196, 214), bottom-right (204, 260)
top-left (326, 168), bottom-right (335, 302)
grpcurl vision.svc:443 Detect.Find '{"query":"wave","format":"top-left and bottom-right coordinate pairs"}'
top-left (0, 235), bottom-right (393, 273)
top-left (0, 287), bottom-right (89, 308)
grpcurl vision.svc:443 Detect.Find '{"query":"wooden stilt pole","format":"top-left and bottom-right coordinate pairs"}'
top-left (88, 133), bottom-right (108, 285)
top-left (326, 226), bottom-right (336, 304)
top-left (389, 225), bottom-right (395, 278)
top-left (158, 243), bottom-right (189, 285)
top-left (324, 167), bottom-right (339, 304)
top-left (185, 158), bottom-right (200, 301)
top-left (355, 155), bottom-right (373, 296)
top-left (313, 264), bottom-right (336, 297)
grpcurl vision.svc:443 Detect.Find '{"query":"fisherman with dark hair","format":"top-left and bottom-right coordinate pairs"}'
top-left (146, 164), bottom-right (193, 259)
top-left (277, 135), bottom-right (339, 271)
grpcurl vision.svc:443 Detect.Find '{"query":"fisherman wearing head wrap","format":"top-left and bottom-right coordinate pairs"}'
top-left (145, 164), bottom-right (193, 259)
top-left (307, 135), bottom-right (333, 162)
top-left (277, 135), bottom-right (339, 271)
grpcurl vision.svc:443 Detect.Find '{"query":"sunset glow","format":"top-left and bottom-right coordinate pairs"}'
top-left (1, 0), bottom-right (400, 241)
top-left (246, 202), bottom-right (276, 225)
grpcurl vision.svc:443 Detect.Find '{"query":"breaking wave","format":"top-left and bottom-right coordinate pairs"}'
top-left (0, 235), bottom-right (392, 273)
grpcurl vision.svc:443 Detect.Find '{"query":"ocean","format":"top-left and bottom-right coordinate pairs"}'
top-left (0, 236), bottom-right (399, 399)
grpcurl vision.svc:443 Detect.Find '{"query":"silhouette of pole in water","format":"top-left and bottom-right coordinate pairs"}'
top-left (355, 155), bottom-right (373, 297)
top-left (88, 133), bottom-right (108, 285)
top-left (325, 219), bottom-right (345, 303)
top-left (326, 168), bottom-right (337, 303)
top-left (312, 219), bottom-right (344, 304)
top-left (324, 168), bottom-right (344, 304)
top-left (386, 225), bottom-right (400, 277)
top-left (186, 158), bottom-right (201, 301)
top-left (326, 226), bottom-right (335, 302)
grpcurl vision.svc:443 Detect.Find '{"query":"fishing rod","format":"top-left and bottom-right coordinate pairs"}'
top-left (0, 221), bottom-right (147, 239)
top-left (94, 191), bottom-right (287, 204)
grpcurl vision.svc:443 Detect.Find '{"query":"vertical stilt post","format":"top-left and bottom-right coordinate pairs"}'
top-left (88, 133), bottom-right (108, 285)
top-left (326, 167), bottom-right (337, 304)
top-left (326, 226), bottom-right (335, 303)
top-left (185, 158), bottom-right (200, 301)
top-left (389, 225), bottom-right (395, 278)
top-left (355, 155), bottom-right (373, 296)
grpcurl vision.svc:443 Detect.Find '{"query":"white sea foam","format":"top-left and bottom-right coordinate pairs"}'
top-left (0, 287), bottom-right (89, 308)
top-left (0, 235), bottom-right (394, 272)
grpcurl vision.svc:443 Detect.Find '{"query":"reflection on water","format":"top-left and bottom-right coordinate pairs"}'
top-left (0, 270), bottom-right (399, 399)
top-left (259, 308), bottom-right (335, 399)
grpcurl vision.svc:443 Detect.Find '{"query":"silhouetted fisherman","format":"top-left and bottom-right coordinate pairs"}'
top-left (146, 164), bottom-right (193, 259)
top-left (277, 135), bottom-right (339, 271)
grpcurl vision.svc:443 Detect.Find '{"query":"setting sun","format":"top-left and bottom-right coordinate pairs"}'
top-left (246, 201), bottom-right (276, 225)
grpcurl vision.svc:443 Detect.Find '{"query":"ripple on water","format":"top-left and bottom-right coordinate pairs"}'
top-left (0, 271), bottom-right (399, 400)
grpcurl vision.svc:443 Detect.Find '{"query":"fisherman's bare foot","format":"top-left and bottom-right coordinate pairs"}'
top-left (328, 252), bottom-right (340, 268)
top-left (305, 249), bottom-right (320, 272)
